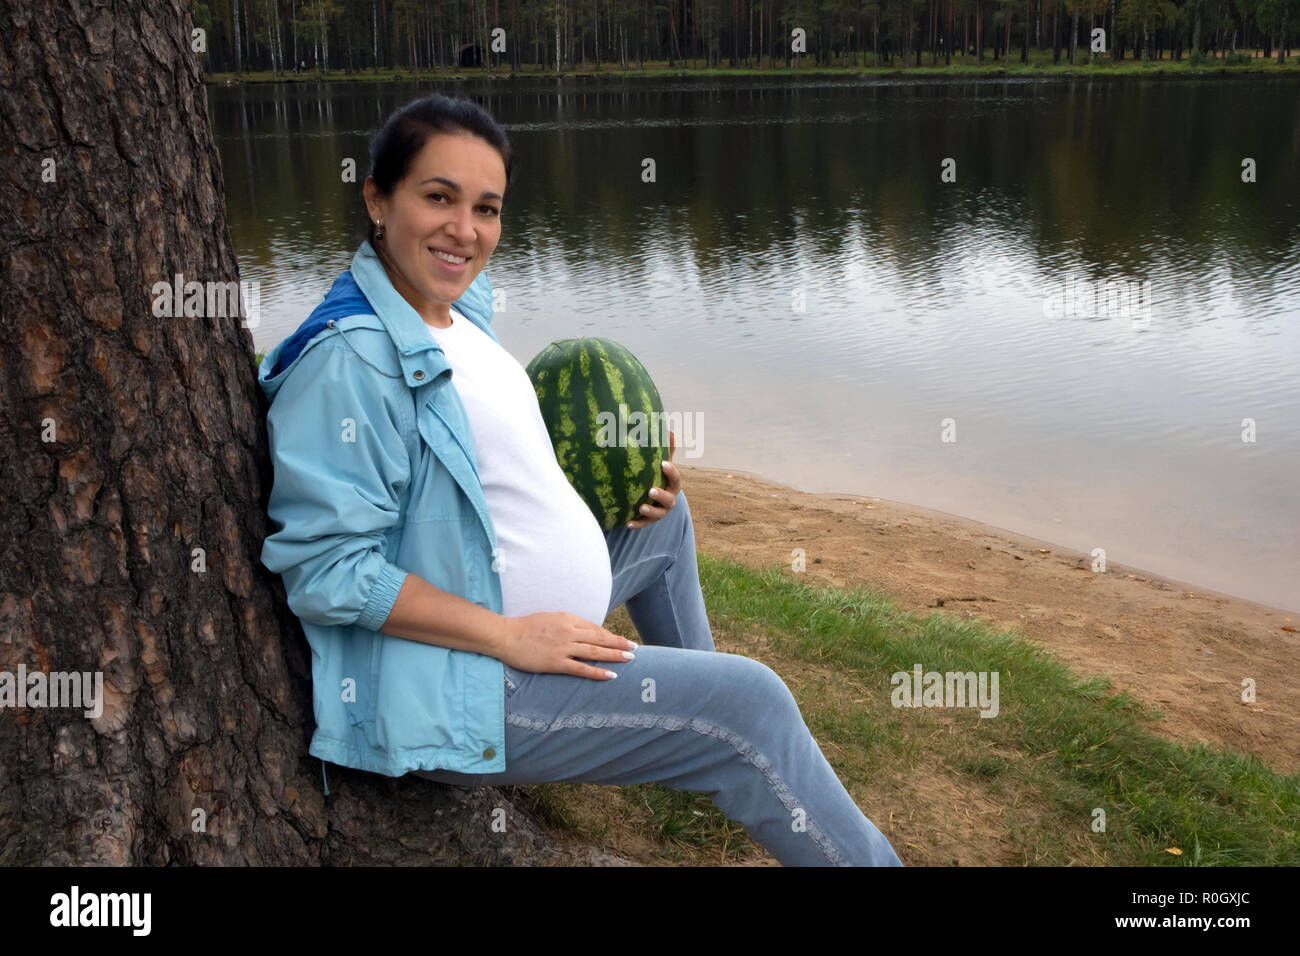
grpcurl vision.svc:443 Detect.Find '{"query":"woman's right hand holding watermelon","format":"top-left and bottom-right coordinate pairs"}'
top-left (500, 613), bottom-right (639, 681)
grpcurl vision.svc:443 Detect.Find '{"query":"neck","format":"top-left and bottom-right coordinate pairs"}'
top-left (374, 243), bottom-right (453, 328)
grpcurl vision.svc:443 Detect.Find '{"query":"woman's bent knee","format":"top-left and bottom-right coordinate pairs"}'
top-left (704, 653), bottom-right (804, 728)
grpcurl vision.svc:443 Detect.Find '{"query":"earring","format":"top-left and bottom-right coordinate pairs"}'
top-left (374, 219), bottom-right (384, 240)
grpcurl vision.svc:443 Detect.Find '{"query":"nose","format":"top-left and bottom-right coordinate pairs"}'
top-left (447, 202), bottom-right (477, 247)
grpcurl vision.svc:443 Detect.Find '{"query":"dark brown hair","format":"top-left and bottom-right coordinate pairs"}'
top-left (359, 92), bottom-right (515, 247)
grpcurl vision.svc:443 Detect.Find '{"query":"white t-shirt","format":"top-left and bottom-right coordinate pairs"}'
top-left (426, 308), bottom-right (613, 626)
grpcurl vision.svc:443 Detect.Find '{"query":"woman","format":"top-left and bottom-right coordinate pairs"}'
top-left (258, 92), bottom-right (901, 867)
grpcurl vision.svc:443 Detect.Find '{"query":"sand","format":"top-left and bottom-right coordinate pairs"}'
top-left (680, 464), bottom-right (1300, 776)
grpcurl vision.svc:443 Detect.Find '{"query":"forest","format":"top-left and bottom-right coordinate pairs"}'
top-left (193, 0), bottom-right (1295, 75)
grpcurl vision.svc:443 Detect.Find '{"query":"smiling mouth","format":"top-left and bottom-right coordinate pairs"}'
top-left (430, 248), bottom-right (470, 264)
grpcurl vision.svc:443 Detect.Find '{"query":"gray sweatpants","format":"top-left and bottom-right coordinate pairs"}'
top-left (414, 491), bottom-right (902, 866)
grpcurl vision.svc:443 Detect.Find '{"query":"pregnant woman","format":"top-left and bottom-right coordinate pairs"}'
top-left (258, 92), bottom-right (901, 867)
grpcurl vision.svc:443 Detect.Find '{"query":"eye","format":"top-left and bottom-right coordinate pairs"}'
top-left (426, 192), bottom-right (448, 203)
top-left (479, 205), bottom-right (501, 217)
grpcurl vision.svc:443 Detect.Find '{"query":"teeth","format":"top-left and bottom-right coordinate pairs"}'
top-left (433, 249), bottom-right (468, 263)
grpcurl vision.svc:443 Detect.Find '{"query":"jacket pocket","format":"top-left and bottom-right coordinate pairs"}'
top-left (503, 664), bottom-right (523, 699)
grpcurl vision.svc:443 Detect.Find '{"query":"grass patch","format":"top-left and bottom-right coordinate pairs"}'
top-left (511, 552), bottom-right (1299, 865)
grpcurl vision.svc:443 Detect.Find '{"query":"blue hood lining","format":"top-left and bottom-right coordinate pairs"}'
top-left (272, 271), bottom-right (375, 377)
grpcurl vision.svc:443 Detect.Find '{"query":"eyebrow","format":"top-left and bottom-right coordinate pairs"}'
top-left (417, 175), bottom-right (503, 202)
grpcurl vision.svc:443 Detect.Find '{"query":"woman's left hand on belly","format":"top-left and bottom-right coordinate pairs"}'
top-left (625, 430), bottom-right (681, 529)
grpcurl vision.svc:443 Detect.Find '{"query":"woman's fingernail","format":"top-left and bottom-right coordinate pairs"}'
top-left (622, 651), bottom-right (635, 660)
top-left (605, 670), bottom-right (618, 679)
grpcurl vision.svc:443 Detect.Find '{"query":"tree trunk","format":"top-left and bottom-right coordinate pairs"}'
top-left (558, 0), bottom-right (564, 72)
top-left (0, 0), bottom-right (622, 867)
top-left (945, 0), bottom-right (952, 64)
top-left (1111, 0), bottom-right (1119, 61)
top-left (1278, 4), bottom-right (1288, 64)
top-left (233, 0), bottom-right (244, 72)
top-left (1052, 1), bottom-right (1060, 62)
top-left (1022, 0), bottom-right (1030, 62)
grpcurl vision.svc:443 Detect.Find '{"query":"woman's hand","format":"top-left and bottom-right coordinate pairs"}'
top-left (501, 612), bottom-right (639, 680)
top-left (625, 430), bottom-right (681, 529)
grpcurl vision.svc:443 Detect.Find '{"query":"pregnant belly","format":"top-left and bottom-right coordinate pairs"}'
top-left (494, 487), bottom-right (613, 626)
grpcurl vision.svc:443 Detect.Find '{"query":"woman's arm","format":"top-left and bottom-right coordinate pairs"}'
top-left (378, 577), bottom-right (637, 681)
top-left (260, 339), bottom-right (412, 631)
top-left (378, 572), bottom-right (518, 658)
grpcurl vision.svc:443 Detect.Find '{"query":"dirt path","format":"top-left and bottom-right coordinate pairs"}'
top-left (680, 465), bottom-right (1300, 776)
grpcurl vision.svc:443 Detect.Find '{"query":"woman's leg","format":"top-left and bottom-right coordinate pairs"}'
top-left (416, 647), bottom-right (901, 865)
top-left (602, 489), bottom-right (715, 651)
top-left (414, 491), bottom-right (902, 866)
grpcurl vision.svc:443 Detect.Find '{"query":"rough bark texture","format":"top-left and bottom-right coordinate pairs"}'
top-left (0, 0), bottom-right (624, 866)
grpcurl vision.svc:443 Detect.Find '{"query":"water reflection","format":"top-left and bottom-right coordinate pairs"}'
top-left (213, 77), bottom-right (1300, 612)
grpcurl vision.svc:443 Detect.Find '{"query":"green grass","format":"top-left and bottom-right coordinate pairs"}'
top-left (243, 343), bottom-right (1296, 862)
top-left (509, 552), bottom-right (1300, 865)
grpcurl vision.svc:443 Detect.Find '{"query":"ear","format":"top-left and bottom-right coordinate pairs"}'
top-left (362, 177), bottom-right (382, 221)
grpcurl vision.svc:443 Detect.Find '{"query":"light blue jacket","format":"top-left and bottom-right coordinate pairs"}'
top-left (257, 240), bottom-right (508, 783)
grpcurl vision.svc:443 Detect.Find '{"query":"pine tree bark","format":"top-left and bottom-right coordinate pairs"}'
top-left (0, 0), bottom-right (624, 867)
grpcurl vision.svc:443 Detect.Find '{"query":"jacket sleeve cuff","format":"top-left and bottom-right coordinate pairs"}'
top-left (357, 561), bottom-right (409, 632)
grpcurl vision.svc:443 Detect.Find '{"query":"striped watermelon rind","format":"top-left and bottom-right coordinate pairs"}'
top-left (526, 337), bottom-right (668, 532)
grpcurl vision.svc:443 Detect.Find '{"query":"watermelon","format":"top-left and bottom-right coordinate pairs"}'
top-left (525, 337), bottom-right (669, 531)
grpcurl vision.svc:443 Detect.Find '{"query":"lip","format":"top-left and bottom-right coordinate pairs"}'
top-left (429, 246), bottom-right (472, 273)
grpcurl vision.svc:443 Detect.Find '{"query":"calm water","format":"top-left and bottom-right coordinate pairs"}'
top-left (212, 77), bottom-right (1300, 613)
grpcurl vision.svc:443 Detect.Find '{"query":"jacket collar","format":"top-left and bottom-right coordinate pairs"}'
top-left (349, 240), bottom-right (492, 389)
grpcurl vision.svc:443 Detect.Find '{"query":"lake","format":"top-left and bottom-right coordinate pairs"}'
top-left (210, 75), bottom-right (1300, 614)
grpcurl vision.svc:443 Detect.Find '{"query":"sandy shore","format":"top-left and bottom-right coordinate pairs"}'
top-left (681, 464), bottom-right (1300, 776)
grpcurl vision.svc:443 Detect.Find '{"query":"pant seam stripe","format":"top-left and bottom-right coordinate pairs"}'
top-left (505, 709), bottom-right (848, 865)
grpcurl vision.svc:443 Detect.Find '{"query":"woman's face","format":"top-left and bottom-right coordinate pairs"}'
top-left (363, 131), bottom-right (506, 322)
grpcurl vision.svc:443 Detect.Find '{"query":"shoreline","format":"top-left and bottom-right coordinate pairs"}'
top-left (682, 463), bottom-right (1300, 774)
top-left (735, 465), bottom-right (1300, 618)
top-left (203, 64), bottom-right (1300, 86)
